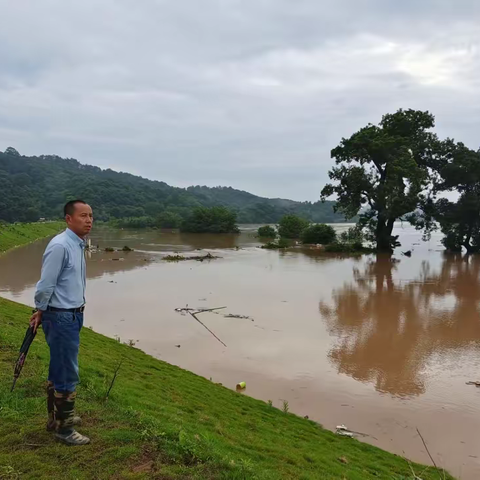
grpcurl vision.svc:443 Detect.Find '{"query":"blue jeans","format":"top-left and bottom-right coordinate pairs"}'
top-left (42, 311), bottom-right (84, 392)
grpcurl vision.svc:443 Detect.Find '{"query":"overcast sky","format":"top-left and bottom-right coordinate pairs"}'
top-left (1, 1), bottom-right (479, 201)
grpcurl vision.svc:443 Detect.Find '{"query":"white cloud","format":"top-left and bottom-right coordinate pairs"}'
top-left (0, 0), bottom-right (479, 200)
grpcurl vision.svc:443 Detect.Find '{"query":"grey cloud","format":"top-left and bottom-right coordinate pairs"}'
top-left (0, 0), bottom-right (479, 200)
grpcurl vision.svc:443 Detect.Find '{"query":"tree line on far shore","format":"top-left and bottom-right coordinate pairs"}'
top-left (108, 206), bottom-right (239, 234)
top-left (111, 207), bottom-right (364, 253)
top-left (0, 148), bottom-right (343, 225)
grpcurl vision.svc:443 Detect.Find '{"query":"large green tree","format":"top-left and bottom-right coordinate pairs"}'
top-left (430, 143), bottom-right (480, 253)
top-left (321, 109), bottom-right (439, 252)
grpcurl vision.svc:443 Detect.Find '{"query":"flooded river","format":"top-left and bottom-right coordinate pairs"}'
top-left (1, 224), bottom-right (479, 479)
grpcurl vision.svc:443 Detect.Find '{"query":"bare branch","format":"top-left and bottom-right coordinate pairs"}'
top-left (188, 311), bottom-right (227, 347)
top-left (105, 358), bottom-right (123, 401)
top-left (196, 307), bottom-right (227, 314)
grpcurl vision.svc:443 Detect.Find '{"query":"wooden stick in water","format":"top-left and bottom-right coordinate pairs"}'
top-left (196, 307), bottom-right (227, 313)
top-left (188, 311), bottom-right (227, 347)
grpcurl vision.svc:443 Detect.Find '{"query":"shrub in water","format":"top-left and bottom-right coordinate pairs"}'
top-left (301, 224), bottom-right (336, 245)
top-left (278, 215), bottom-right (309, 239)
top-left (261, 238), bottom-right (291, 249)
top-left (257, 225), bottom-right (277, 238)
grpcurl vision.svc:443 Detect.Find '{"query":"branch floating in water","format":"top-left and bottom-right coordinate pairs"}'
top-left (189, 311), bottom-right (227, 347)
top-left (164, 252), bottom-right (221, 262)
top-left (175, 306), bottom-right (226, 314)
top-left (224, 314), bottom-right (254, 321)
top-left (175, 306), bottom-right (227, 347)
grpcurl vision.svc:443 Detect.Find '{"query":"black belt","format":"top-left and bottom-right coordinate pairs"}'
top-left (46, 306), bottom-right (85, 313)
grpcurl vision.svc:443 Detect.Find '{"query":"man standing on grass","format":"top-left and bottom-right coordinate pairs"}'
top-left (29, 200), bottom-right (93, 446)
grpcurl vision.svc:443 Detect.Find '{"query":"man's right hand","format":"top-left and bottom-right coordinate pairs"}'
top-left (30, 310), bottom-right (42, 333)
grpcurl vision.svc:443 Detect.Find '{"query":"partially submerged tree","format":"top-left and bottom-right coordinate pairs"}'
top-left (301, 224), bottom-right (336, 245)
top-left (278, 214), bottom-right (309, 239)
top-left (321, 109), bottom-right (439, 252)
top-left (257, 225), bottom-right (277, 238)
top-left (432, 144), bottom-right (480, 253)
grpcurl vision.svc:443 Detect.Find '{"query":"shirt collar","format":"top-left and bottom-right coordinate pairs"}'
top-left (65, 228), bottom-right (86, 247)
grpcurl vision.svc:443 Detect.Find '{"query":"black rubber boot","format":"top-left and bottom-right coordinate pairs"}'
top-left (46, 384), bottom-right (81, 432)
top-left (54, 390), bottom-right (90, 445)
top-left (46, 381), bottom-right (56, 431)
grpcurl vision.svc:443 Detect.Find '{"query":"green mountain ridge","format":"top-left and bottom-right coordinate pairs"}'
top-left (0, 147), bottom-right (344, 224)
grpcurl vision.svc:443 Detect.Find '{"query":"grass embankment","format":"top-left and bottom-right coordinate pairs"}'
top-left (0, 298), bottom-right (453, 480)
top-left (0, 222), bottom-right (64, 253)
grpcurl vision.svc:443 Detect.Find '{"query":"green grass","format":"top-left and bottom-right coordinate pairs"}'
top-left (0, 222), bottom-right (64, 253)
top-left (0, 298), bottom-right (454, 479)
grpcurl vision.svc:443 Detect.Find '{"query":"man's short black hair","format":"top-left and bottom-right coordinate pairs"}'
top-left (64, 200), bottom-right (87, 217)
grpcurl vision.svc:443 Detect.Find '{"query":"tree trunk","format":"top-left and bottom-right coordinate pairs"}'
top-left (464, 242), bottom-right (480, 254)
top-left (375, 217), bottom-right (395, 252)
top-left (463, 223), bottom-right (479, 254)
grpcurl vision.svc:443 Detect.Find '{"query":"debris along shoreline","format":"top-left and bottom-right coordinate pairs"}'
top-left (175, 306), bottom-right (228, 346)
top-left (175, 306), bottom-right (256, 347)
top-left (164, 252), bottom-right (221, 262)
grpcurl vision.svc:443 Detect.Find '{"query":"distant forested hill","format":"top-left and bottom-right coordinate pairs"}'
top-left (0, 147), bottom-right (345, 223)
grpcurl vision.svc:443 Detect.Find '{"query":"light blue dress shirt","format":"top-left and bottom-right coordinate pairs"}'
top-left (34, 228), bottom-right (86, 311)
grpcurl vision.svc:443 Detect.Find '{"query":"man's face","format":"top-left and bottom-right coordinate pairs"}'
top-left (66, 203), bottom-right (93, 238)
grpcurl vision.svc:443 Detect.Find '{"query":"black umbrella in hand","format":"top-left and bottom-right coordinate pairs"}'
top-left (11, 324), bottom-right (37, 392)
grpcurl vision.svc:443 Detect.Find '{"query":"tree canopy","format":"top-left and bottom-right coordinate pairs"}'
top-left (321, 109), bottom-right (440, 251)
top-left (278, 214), bottom-right (309, 239)
top-left (257, 225), bottom-right (277, 238)
top-left (426, 143), bottom-right (480, 253)
top-left (156, 211), bottom-right (183, 229)
top-left (180, 206), bottom-right (239, 233)
top-left (301, 224), bottom-right (336, 245)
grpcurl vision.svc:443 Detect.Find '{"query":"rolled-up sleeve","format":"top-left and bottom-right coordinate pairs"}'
top-left (34, 244), bottom-right (66, 311)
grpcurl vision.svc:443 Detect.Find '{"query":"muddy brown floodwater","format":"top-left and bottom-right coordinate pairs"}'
top-left (1, 224), bottom-right (479, 479)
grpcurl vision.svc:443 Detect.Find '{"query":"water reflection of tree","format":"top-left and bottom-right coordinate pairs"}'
top-left (285, 248), bottom-right (365, 265)
top-left (319, 254), bottom-right (480, 397)
top-left (416, 255), bottom-right (480, 344)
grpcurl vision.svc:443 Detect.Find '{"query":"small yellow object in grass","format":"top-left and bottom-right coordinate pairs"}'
top-left (236, 381), bottom-right (246, 389)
